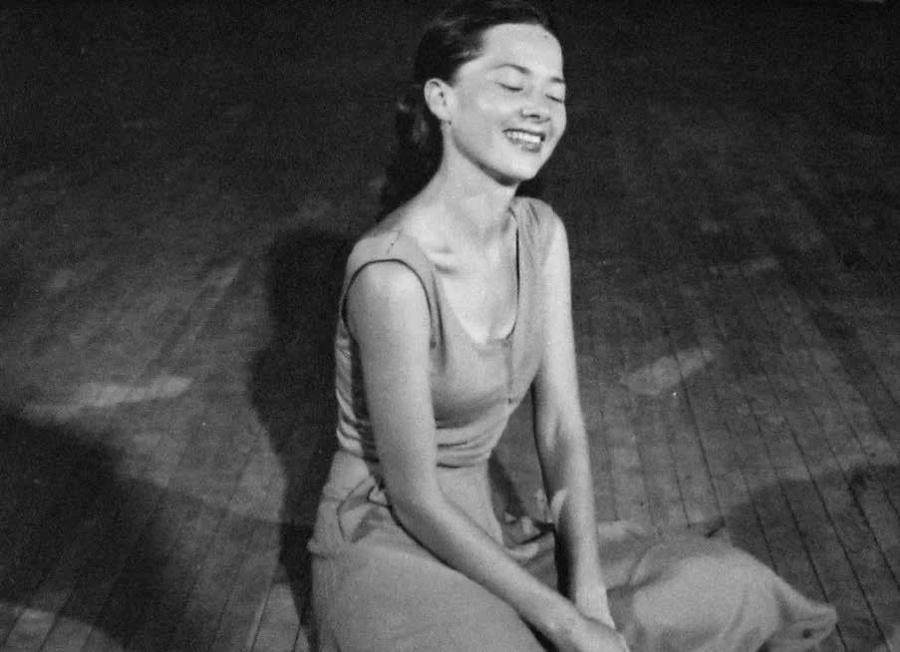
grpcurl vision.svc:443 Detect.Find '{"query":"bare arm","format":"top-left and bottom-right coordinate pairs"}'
top-left (531, 217), bottom-right (612, 624)
top-left (347, 261), bottom-right (601, 648)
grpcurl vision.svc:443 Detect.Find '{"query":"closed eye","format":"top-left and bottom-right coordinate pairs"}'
top-left (547, 93), bottom-right (566, 104)
top-left (497, 82), bottom-right (524, 92)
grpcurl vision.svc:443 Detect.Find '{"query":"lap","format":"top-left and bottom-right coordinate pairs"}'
top-left (312, 541), bottom-right (545, 652)
top-left (311, 520), bottom-right (836, 652)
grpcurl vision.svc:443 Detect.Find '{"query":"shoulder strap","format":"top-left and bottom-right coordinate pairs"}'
top-left (513, 196), bottom-right (559, 267)
top-left (340, 230), bottom-right (439, 342)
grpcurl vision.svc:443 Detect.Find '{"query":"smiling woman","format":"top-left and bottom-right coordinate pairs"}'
top-left (424, 21), bottom-right (566, 186)
top-left (377, 1), bottom-right (564, 217)
top-left (305, 2), bottom-right (837, 651)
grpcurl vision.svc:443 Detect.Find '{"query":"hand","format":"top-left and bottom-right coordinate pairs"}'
top-left (555, 613), bottom-right (629, 652)
top-left (573, 583), bottom-right (616, 630)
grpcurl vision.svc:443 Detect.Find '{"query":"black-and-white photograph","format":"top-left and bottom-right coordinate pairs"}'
top-left (1, 1), bottom-right (897, 650)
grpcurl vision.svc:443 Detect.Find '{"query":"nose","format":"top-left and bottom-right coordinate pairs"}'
top-left (520, 91), bottom-right (552, 121)
top-left (520, 101), bottom-right (550, 121)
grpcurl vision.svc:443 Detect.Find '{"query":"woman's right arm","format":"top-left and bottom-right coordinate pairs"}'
top-left (346, 261), bottom-right (624, 652)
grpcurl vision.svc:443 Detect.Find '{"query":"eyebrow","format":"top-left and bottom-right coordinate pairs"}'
top-left (492, 63), bottom-right (566, 85)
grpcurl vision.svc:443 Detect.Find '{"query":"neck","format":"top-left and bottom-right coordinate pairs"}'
top-left (417, 150), bottom-right (518, 243)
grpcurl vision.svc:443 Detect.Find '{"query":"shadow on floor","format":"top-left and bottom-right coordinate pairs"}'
top-left (0, 410), bottom-right (205, 650)
top-left (249, 228), bottom-right (352, 630)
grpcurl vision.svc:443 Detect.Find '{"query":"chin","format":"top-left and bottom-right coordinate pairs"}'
top-left (489, 159), bottom-right (545, 186)
top-left (490, 171), bottom-right (535, 188)
top-left (506, 151), bottom-right (556, 184)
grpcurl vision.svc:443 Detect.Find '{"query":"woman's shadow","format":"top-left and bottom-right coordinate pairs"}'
top-left (249, 227), bottom-right (352, 627)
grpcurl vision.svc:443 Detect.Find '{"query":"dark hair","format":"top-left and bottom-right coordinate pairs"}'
top-left (377, 0), bottom-right (557, 218)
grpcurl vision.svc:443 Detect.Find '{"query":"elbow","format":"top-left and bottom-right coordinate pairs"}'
top-left (390, 490), bottom-right (445, 534)
top-left (537, 414), bottom-right (586, 453)
top-left (535, 408), bottom-right (564, 447)
top-left (536, 421), bottom-right (590, 482)
top-left (391, 497), bottom-right (422, 531)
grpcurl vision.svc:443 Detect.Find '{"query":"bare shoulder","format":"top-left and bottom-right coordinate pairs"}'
top-left (353, 258), bottom-right (422, 296)
top-left (346, 260), bottom-right (430, 340)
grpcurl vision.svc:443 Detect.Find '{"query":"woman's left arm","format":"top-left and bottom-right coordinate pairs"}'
top-left (532, 215), bottom-right (613, 627)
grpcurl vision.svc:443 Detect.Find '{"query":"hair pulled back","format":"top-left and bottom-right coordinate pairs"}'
top-left (378, 0), bottom-right (556, 218)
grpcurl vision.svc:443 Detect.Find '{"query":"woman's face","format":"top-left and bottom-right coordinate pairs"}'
top-left (438, 23), bottom-right (567, 185)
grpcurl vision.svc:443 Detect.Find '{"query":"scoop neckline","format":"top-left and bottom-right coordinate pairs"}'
top-left (387, 210), bottom-right (521, 349)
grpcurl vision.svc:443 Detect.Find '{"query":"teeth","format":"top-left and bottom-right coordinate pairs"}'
top-left (505, 130), bottom-right (542, 145)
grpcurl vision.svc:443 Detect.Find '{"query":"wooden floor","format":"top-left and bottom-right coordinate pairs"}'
top-left (1, 2), bottom-right (898, 650)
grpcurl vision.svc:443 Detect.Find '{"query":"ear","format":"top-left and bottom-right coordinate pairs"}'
top-left (423, 78), bottom-right (454, 123)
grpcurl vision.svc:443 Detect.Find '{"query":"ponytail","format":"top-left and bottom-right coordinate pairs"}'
top-left (376, 0), bottom-right (556, 220)
top-left (377, 83), bottom-right (443, 219)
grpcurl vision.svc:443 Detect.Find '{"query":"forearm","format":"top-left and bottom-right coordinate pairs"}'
top-left (393, 491), bottom-right (579, 643)
top-left (538, 426), bottom-right (605, 591)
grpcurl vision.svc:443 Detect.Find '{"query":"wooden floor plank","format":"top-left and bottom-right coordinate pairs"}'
top-left (653, 272), bottom-right (765, 544)
top-left (162, 510), bottom-right (260, 652)
top-left (0, 424), bottom-right (109, 645)
top-left (65, 382), bottom-right (254, 652)
top-left (14, 253), bottom-right (120, 362)
top-left (785, 158), bottom-right (900, 409)
top-left (124, 400), bottom-right (278, 651)
top-left (776, 283), bottom-right (900, 515)
top-left (751, 230), bottom-right (900, 462)
top-left (709, 272), bottom-right (886, 650)
top-left (0, 491), bottom-right (113, 652)
top-left (667, 274), bottom-right (781, 569)
top-left (78, 486), bottom-right (240, 652)
top-left (622, 276), bottom-right (691, 533)
top-left (78, 498), bottom-right (198, 652)
top-left (23, 260), bottom-right (189, 410)
top-left (122, 426), bottom-right (262, 651)
top-left (645, 273), bottom-right (723, 533)
top-left (207, 426), bottom-right (288, 651)
top-left (36, 484), bottom-right (165, 652)
top-left (4, 391), bottom-right (224, 651)
top-left (578, 309), bottom-right (618, 523)
top-left (123, 497), bottom-right (229, 652)
top-left (679, 275), bottom-right (854, 649)
top-left (853, 300), bottom-right (900, 411)
top-left (600, 288), bottom-right (653, 528)
top-left (4, 258), bottom-right (237, 644)
top-left (208, 520), bottom-right (282, 652)
top-left (738, 270), bottom-right (900, 644)
top-left (0, 397), bottom-right (197, 649)
top-left (151, 259), bottom-right (244, 369)
top-left (749, 273), bottom-right (900, 581)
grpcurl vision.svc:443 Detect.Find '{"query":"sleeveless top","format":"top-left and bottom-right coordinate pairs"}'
top-left (308, 197), bottom-right (560, 556)
top-left (333, 196), bottom-right (558, 469)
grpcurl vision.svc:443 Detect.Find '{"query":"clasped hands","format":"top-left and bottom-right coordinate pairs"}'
top-left (559, 583), bottom-right (630, 652)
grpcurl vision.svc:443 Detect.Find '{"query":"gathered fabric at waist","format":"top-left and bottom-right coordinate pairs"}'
top-left (309, 449), bottom-right (504, 558)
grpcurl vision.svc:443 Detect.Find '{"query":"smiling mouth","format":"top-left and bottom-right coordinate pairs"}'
top-left (504, 129), bottom-right (545, 152)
